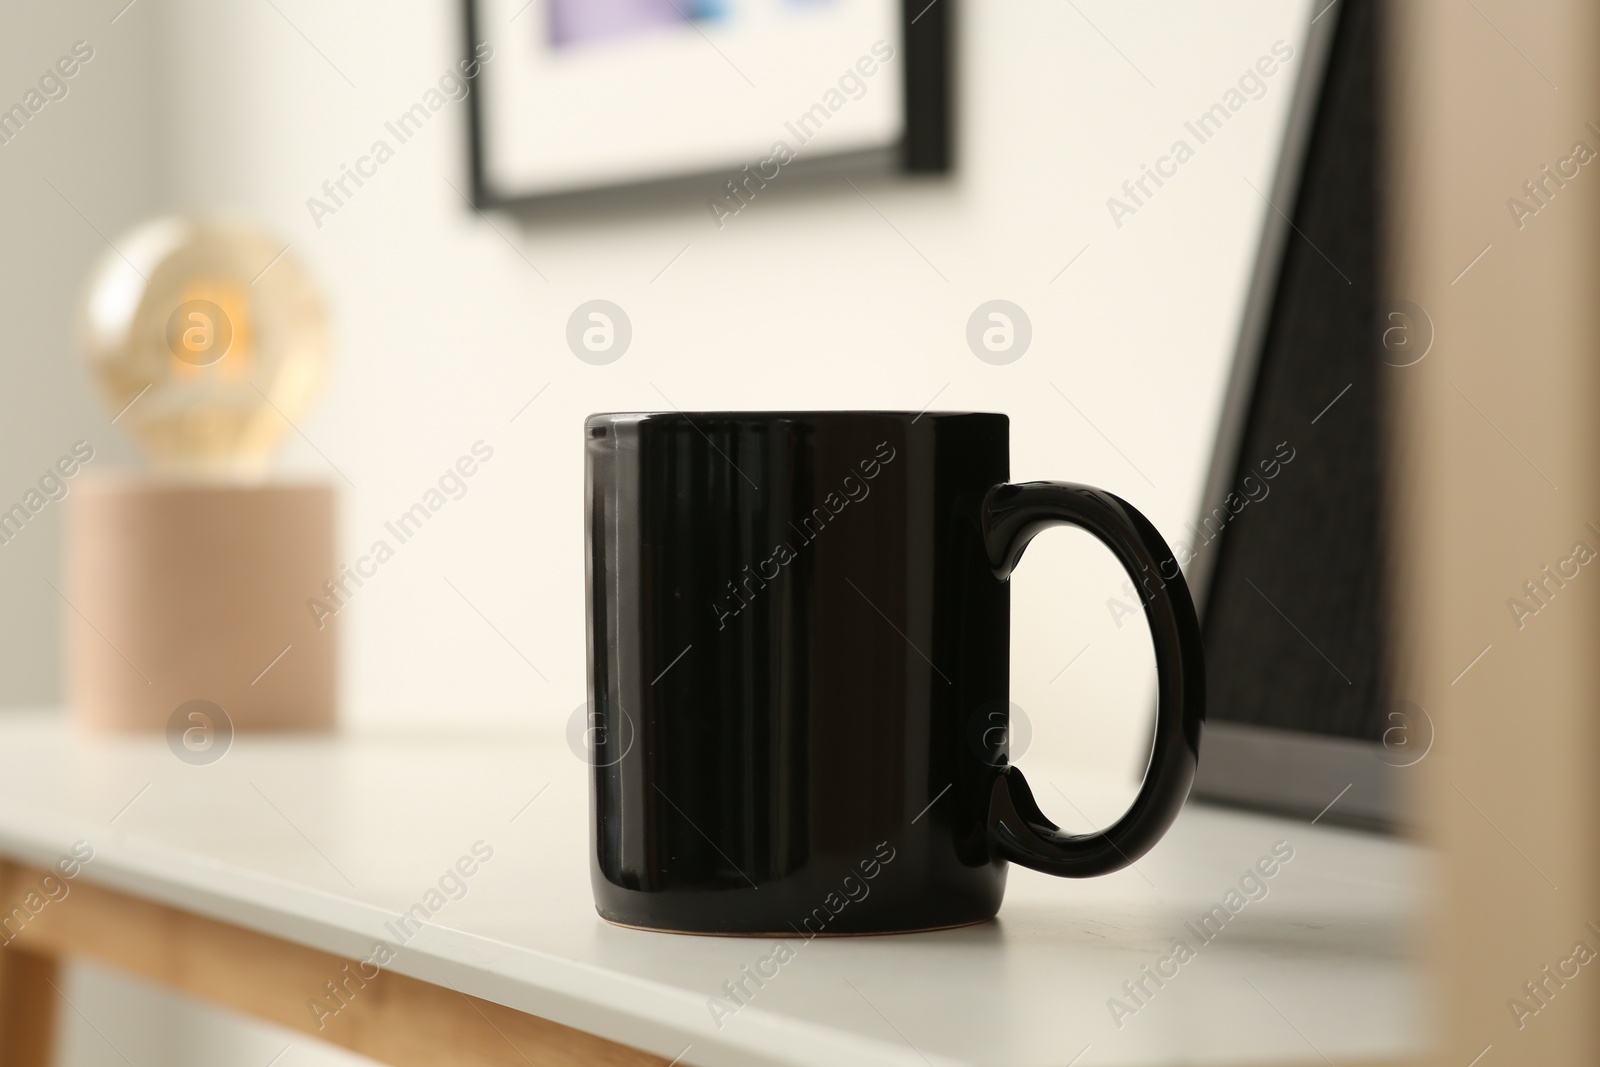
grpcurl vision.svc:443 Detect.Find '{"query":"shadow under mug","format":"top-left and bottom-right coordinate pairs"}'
top-left (584, 411), bottom-right (1204, 935)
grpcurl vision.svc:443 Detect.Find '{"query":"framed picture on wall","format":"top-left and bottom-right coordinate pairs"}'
top-left (461, 0), bottom-right (950, 214)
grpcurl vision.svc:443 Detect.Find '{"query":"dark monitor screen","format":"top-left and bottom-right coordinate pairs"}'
top-left (1189, 0), bottom-right (1405, 830)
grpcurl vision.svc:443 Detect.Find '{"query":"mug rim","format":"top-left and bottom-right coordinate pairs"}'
top-left (586, 410), bottom-right (1007, 423)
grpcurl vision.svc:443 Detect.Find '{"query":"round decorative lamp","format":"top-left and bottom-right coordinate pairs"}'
top-left (68, 217), bottom-right (338, 735)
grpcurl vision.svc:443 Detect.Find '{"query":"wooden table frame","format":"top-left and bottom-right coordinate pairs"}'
top-left (0, 861), bottom-right (669, 1067)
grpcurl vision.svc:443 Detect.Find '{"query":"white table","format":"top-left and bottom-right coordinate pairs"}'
top-left (0, 713), bottom-right (1424, 1067)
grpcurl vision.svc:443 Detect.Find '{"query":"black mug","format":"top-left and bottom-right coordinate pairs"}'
top-left (584, 411), bottom-right (1203, 935)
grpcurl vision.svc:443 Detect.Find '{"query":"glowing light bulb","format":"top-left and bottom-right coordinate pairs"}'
top-left (79, 217), bottom-right (329, 477)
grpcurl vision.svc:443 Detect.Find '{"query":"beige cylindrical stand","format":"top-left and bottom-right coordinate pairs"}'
top-left (66, 475), bottom-right (337, 733)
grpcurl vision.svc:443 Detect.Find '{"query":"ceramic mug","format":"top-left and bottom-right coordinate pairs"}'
top-left (584, 411), bottom-right (1204, 934)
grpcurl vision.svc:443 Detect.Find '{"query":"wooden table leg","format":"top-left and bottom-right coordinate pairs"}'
top-left (0, 945), bottom-right (58, 1067)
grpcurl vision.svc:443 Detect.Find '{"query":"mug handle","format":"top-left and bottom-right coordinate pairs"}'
top-left (981, 481), bottom-right (1206, 877)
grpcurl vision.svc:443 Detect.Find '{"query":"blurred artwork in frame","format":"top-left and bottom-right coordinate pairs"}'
top-left (462, 0), bottom-right (949, 214)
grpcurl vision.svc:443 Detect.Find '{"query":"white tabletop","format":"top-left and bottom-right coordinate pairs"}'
top-left (0, 712), bottom-right (1425, 1067)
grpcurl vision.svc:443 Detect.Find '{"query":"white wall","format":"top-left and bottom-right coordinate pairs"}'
top-left (4, 1), bottom-right (1311, 1061)
top-left (2, 0), bottom-right (1318, 774)
top-left (150, 0), bottom-right (1312, 778)
top-left (0, 1), bottom-right (151, 705)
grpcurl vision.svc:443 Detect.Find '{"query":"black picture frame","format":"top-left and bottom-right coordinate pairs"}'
top-left (461, 0), bottom-right (951, 216)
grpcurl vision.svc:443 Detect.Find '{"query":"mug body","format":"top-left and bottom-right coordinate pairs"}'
top-left (585, 411), bottom-right (1011, 934)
